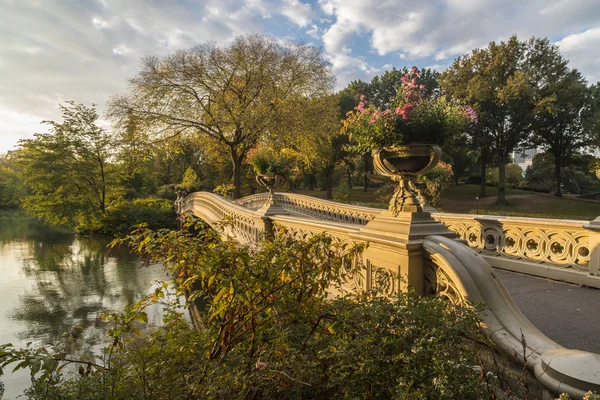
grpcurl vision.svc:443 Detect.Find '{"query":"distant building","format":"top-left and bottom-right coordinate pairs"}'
top-left (513, 148), bottom-right (539, 171)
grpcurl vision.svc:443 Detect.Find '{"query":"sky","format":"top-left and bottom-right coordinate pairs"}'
top-left (0, 0), bottom-right (599, 153)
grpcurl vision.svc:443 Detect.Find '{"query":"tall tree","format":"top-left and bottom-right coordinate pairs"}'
top-left (19, 102), bottom-right (115, 225)
top-left (440, 36), bottom-right (533, 205)
top-left (526, 38), bottom-right (590, 197)
top-left (108, 34), bottom-right (334, 199)
top-left (587, 82), bottom-right (600, 149)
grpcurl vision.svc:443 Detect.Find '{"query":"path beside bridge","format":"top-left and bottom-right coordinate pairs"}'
top-left (494, 268), bottom-right (600, 354)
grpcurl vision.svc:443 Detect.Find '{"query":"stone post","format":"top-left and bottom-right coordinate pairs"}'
top-left (357, 210), bottom-right (457, 295)
top-left (584, 217), bottom-right (600, 276)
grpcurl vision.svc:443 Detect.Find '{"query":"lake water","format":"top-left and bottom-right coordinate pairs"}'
top-left (0, 211), bottom-right (169, 399)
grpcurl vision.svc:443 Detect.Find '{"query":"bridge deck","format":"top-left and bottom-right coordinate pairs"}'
top-left (495, 268), bottom-right (600, 354)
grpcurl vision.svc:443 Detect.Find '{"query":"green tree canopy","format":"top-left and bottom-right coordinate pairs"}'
top-left (108, 34), bottom-right (334, 199)
top-left (526, 38), bottom-right (591, 197)
top-left (18, 102), bottom-right (116, 226)
top-left (440, 35), bottom-right (534, 205)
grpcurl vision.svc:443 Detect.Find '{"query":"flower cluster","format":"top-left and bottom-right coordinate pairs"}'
top-left (342, 67), bottom-right (477, 153)
top-left (247, 146), bottom-right (289, 177)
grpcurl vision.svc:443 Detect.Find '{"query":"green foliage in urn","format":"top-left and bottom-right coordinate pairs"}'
top-left (342, 67), bottom-right (476, 153)
top-left (418, 161), bottom-right (455, 208)
top-left (247, 146), bottom-right (289, 177)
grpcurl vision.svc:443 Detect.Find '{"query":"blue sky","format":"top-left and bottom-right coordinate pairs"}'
top-left (1, 0), bottom-right (599, 153)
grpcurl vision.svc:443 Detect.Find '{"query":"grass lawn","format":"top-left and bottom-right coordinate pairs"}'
top-left (294, 185), bottom-right (600, 221)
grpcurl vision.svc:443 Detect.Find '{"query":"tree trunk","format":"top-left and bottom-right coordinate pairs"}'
top-left (479, 144), bottom-right (488, 198)
top-left (308, 173), bottom-right (315, 191)
top-left (454, 175), bottom-right (459, 186)
top-left (495, 159), bottom-right (509, 206)
top-left (230, 147), bottom-right (243, 200)
top-left (553, 156), bottom-right (562, 197)
top-left (363, 152), bottom-right (370, 192)
top-left (347, 166), bottom-right (353, 190)
top-left (324, 165), bottom-right (334, 200)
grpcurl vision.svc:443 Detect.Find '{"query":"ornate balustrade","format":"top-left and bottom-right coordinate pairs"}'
top-left (235, 192), bottom-right (381, 224)
top-left (179, 192), bottom-right (263, 244)
top-left (433, 213), bottom-right (591, 268)
top-left (234, 192), bottom-right (600, 287)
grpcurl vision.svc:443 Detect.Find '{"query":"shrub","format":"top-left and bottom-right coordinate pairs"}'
top-left (76, 198), bottom-right (176, 235)
top-left (156, 184), bottom-right (177, 200)
top-left (178, 167), bottom-right (201, 192)
top-left (0, 218), bottom-right (496, 399)
top-left (418, 161), bottom-right (454, 207)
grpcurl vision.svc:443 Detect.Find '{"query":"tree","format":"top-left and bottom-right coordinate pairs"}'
top-left (440, 36), bottom-right (533, 205)
top-left (109, 34), bottom-right (334, 199)
top-left (0, 151), bottom-right (26, 208)
top-left (18, 102), bottom-right (116, 226)
top-left (526, 38), bottom-right (591, 197)
top-left (274, 94), bottom-right (348, 199)
top-left (586, 82), bottom-right (600, 149)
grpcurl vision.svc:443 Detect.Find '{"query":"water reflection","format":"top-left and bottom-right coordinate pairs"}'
top-left (0, 211), bottom-right (168, 398)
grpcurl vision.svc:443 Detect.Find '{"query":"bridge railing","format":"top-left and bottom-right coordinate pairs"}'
top-left (179, 192), bottom-right (265, 244)
top-left (236, 191), bottom-right (600, 287)
top-left (235, 192), bottom-right (381, 225)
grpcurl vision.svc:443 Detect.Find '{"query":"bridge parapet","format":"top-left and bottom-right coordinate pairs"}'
top-left (235, 192), bottom-right (600, 288)
top-left (180, 192), bottom-right (265, 244)
top-left (235, 192), bottom-right (381, 225)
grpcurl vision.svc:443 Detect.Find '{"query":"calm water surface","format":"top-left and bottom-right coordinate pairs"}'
top-left (0, 211), bottom-right (169, 399)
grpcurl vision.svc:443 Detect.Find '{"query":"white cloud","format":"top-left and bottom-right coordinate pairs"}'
top-left (112, 45), bottom-right (129, 55)
top-left (306, 24), bottom-right (320, 39)
top-left (316, 0), bottom-right (600, 88)
top-left (280, 0), bottom-right (313, 27)
top-left (556, 27), bottom-right (600, 84)
top-left (92, 17), bottom-right (107, 28)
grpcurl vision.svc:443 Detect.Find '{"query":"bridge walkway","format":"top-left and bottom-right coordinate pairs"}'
top-left (495, 268), bottom-right (600, 354)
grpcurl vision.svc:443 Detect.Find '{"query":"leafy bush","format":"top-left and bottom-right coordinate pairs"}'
top-left (156, 184), bottom-right (177, 200)
top-left (0, 218), bottom-right (497, 399)
top-left (247, 146), bottom-right (289, 176)
top-left (76, 198), bottom-right (176, 235)
top-left (418, 161), bottom-right (454, 207)
top-left (487, 164), bottom-right (523, 187)
top-left (178, 167), bottom-right (201, 192)
top-left (342, 67), bottom-right (476, 153)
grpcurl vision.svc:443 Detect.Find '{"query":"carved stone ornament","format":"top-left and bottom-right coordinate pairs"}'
top-left (373, 144), bottom-right (442, 215)
top-left (255, 174), bottom-right (284, 205)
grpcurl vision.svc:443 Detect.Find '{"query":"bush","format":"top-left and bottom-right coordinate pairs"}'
top-left (418, 161), bottom-right (454, 207)
top-left (0, 218), bottom-right (497, 399)
top-left (76, 198), bottom-right (176, 235)
top-left (178, 167), bottom-right (201, 193)
top-left (486, 164), bottom-right (523, 187)
top-left (156, 184), bottom-right (177, 200)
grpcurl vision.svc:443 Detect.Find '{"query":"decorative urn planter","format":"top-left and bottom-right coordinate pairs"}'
top-left (256, 173), bottom-right (284, 204)
top-left (373, 144), bottom-right (442, 215)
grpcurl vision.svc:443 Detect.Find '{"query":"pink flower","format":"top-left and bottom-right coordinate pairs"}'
top-left (395, 103), bottom-right (413, 120)
top-left (369, 110), bottom-right (382, 125)
top-left (360, 94), bottom-right (365, 101)
top-left (357, 102), bottom-right (365, 113)
top-left (462, 105), bottom-right (478, 123)
top-left (410, 66), bottom-right (419, 75)
top-left (419, 85), bottom-right (425, 90)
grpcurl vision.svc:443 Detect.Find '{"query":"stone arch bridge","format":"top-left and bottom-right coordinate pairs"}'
top-left (176, 191), bottom-right (600, 398)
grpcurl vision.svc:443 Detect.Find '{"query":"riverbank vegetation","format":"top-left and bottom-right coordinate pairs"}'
top-left (0, 218), bottom-right (520, 399)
